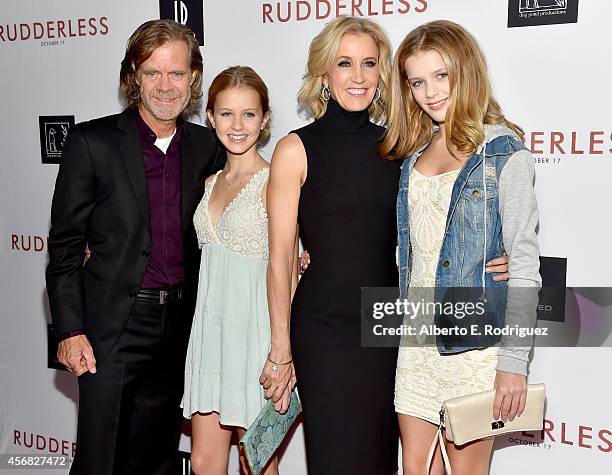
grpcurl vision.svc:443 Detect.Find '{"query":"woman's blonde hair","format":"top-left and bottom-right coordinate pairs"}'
top-left (207, 66), bottom-right (271, 145)
top-left (297, 16), bottom-right (392, 123)
top-left (379, 20), bottom-right (524, 160)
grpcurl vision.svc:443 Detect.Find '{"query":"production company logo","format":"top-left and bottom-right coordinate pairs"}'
top-left (536, 259), bottom-right (612, 348)
top-left (159, 0), bottom-right (204, 45)
top-left (537, 256), bottom-right (566, 322)
top-left (39, 116), bottom-right (74, 164)
top-left (508, 0), bottom-right (579, 27)
top-left (520, 0), bottom-right (568, 15)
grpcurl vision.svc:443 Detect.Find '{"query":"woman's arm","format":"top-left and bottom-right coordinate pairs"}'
top-left (262, 177), bottom-right (300, 301)
top-left (493, 147), bottom-right (542, 421)
top-left (260, 134), bottom-right (306, 411)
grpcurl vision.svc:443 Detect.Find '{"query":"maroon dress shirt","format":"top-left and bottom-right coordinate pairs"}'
top-left (137, 113), bottom-right (185, 289)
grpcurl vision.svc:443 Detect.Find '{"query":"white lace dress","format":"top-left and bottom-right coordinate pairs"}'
top-left (181, 168), bottom-right (270, 428)
top-left (394, 168), bottom-right (498, 424)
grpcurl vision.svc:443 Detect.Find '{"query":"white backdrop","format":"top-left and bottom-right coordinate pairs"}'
top-left (1, 0), bottom-right (611, 473)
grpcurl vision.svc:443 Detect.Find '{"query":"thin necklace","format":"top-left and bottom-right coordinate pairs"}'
top-left (221, 164), bottom-right (262, 190)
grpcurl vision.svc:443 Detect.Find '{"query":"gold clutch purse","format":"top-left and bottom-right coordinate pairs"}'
top-left (426, 383), bottom-right (546, 474)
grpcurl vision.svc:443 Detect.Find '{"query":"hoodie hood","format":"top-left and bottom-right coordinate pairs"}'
top-left (483, 123), bottom-right (521, 145)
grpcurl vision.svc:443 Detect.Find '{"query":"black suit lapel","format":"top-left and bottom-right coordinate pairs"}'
top-left (117, 108), bottom-right (151, 234)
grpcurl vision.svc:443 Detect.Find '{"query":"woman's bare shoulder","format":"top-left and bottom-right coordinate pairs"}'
top-left (274, 132), bottom-right (305, 156)
top-left (270, 133), bottom-right (307, 180)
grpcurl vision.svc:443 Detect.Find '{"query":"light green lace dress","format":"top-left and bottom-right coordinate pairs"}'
top-left (182, 168), bottom-right (270, 429)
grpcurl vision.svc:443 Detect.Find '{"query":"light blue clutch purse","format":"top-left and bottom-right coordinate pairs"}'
top-left (239, 390), bottom-right (302, 475)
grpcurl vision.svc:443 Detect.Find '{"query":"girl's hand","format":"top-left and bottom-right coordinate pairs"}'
top-left (493, 370), bottom-right (527, 422)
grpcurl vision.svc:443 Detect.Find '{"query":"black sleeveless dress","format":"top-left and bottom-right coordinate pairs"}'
top-left (291, 98), bottom-right (401, 474)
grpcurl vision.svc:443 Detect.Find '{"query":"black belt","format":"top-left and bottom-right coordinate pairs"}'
top-left (136, 287), bottom-right (183, 304)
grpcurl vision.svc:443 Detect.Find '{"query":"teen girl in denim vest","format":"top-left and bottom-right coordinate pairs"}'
top-left (379, 20), bottom-right (541, 475)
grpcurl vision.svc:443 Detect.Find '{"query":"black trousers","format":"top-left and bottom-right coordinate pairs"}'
top-left (70, 298), bottom-right (192, 475)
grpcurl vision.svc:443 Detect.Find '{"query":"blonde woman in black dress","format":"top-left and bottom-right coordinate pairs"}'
top-left (260, 17), bottom-right (400, 474)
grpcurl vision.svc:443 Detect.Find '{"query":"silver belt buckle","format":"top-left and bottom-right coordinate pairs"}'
top-left (159, 290), bottom-right (165, 305)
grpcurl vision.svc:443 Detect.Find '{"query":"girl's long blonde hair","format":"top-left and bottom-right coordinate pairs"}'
top-left (379, 20), bottom-right (523, 160)
top-left (298, 16), bottom-right (393, 123)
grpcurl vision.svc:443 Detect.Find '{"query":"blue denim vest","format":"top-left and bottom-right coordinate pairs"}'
top-left (397, 130), bottom-right (528, 353)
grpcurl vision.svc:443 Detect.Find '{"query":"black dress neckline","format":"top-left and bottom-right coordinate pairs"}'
top-left (317, 97), bottom-right (372, 135)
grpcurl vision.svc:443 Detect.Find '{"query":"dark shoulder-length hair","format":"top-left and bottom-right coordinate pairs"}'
top-left (120, 19), bottom-right (203, 115)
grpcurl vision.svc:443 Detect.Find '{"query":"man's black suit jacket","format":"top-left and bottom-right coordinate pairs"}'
top-left (46, 107), bottom-right (225, 366)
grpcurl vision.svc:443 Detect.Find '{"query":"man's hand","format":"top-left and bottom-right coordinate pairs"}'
top-left (57, 334), bottom-right (97, 376)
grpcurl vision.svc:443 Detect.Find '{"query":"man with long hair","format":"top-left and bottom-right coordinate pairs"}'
top-left (46, 20), bottom-right (224, 474)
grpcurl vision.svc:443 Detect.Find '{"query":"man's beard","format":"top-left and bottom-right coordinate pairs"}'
top-left (140, 89), bottom-right (191, 122)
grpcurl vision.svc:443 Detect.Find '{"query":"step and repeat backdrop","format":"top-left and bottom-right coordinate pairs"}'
top-left (1, 0), bottom-right (611, 473)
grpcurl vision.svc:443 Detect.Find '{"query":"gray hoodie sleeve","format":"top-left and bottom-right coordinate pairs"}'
top-left (496, 148), bottom-right (542, 375)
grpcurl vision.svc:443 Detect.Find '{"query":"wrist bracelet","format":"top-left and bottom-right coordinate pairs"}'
top-left (267, 356), bottom-right (292, 365)
top-left (268, 356), bottom-right (292, 372)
